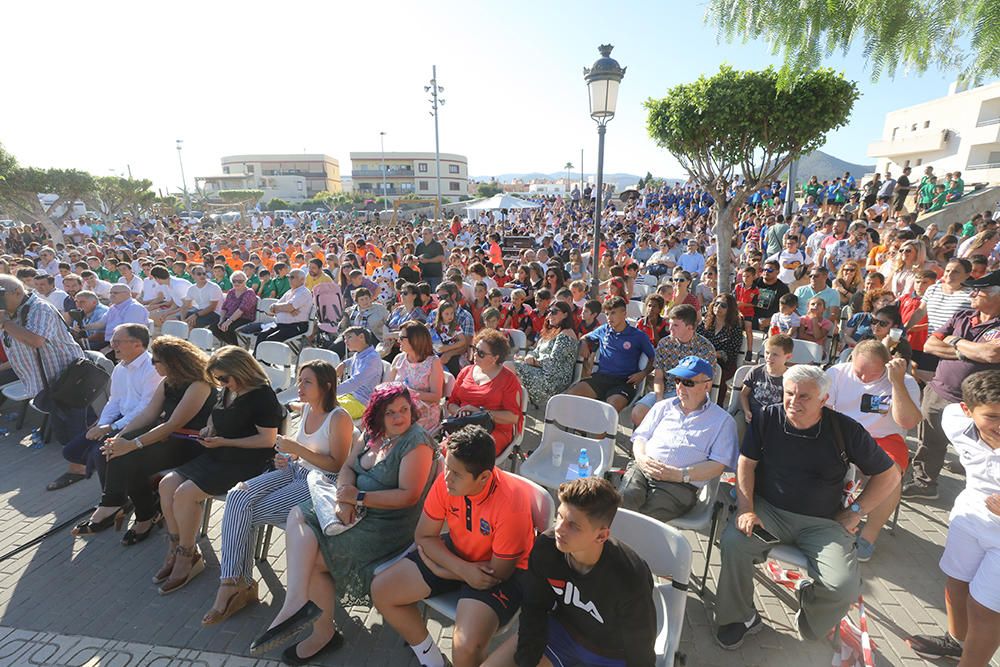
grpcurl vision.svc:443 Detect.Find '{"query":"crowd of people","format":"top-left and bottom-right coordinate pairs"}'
top-left (0, 167), bottom-right (998, 666)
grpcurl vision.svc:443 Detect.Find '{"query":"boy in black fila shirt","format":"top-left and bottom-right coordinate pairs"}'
top-left (483, 478), bottom-right (656, 667)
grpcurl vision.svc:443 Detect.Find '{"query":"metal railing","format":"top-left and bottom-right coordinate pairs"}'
top-left (975, 117), bottom-right (1000, 127)
top-left (967, 162), bottom-right (1000, 170)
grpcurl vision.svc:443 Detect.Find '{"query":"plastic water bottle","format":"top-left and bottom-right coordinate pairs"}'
top-left (577, 449), bottom-right (591, 478)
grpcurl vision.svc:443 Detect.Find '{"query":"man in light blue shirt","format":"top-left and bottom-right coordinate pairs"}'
top-left (99, 284), bottom-right (150, 355)
top-left (677, 239), bottom-right (706, 277)
top-left (793, 267), bottom-right (842, 320)
top-left (621, 356), bottom-right (739, 521)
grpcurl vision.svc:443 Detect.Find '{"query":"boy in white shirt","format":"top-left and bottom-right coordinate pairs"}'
top-left (769, 294), bottom-right (801, 335)
top-left (908, 370), bottom-right (1000, 665)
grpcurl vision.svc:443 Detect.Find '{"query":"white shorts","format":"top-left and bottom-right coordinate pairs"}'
top-left (939, 510), bottom-right (1000, 612)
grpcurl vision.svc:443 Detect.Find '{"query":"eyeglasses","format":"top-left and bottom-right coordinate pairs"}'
top-left (214, 374), bottom-right (231, 384)
top-left (673, 377), bottom-right (706, 388)
top-left (872, 319), bottom-right (891, 327)
top-left (842, 268), bottom-right (856, 273)
top-left (672, 278), bottom-right (687, 283)
top-left (151, 357), bottom-right (161, 365)
top-left (232, 279), bottom-right (246, 283)
top-left (762, 268), bottom-right (775, 274)
top-left (474, 347), bottom-right (493, 358)
top-left (809, 273), bottom-right (823, 278)
top-left (714, 301), bottom-right (728, 308)
top-left (398, 335), bottom-right (408, 340)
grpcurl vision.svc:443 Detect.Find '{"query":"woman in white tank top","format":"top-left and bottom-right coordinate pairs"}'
top-left (203, 360), bottom-right (354, 627)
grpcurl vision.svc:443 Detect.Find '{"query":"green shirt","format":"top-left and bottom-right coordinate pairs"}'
top-left (919, 182), bottom-right (936, 204)
top-left (247, 275), bottom-right (261, 292)
top-left (929, 192), bottom-right (948, 212)
top-left (270, 276), bottom-right (291, 298)
top-left (962, 220), bottom-right (978, 237)
top-left (213, 276), bottom-right (232, 291)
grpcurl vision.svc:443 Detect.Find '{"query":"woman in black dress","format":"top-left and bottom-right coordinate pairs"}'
top-left (155, 346), bottom-right (283, 596)
top-left (74, 336), bottom-right (217, 543)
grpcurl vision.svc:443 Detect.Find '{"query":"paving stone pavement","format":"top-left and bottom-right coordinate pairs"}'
top-left (0, 404), bottom-right (996, 666)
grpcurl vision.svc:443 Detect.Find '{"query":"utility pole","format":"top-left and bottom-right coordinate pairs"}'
top-left (176, 139), bottom-right (191, 220)
top-left (380, 131), bottom-right (388, 209)
top-left (426, 66), bottom-right (445, 218)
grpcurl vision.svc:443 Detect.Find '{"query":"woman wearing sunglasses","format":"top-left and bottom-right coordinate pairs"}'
top-left (446, 329), bottom-right (524, 456)
top-left (696, 294), bottom-right (743, 406)
top-left (155, 346), bottom-right (283, 595)
top-left (513, 301), bottom-right (578, 407)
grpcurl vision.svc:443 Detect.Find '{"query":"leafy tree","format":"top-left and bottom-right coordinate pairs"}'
top-left (217, 189), bottom-right (264, 204)
top-left (706, 0), bottom-right (1000, 85)
top-left (645, 66), bottom-right (858, 291)
top-left (266, 198), bottom-right (292, 211)
top-left (476, 182), bottom-right (503, 198)
top-left (93, 176), bottom-right (155, 219)
top-left (0, 143), bottom-right (95, 241)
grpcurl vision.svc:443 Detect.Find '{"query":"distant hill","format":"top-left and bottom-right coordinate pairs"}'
top-left (473, 150), bottom-right (872, 191)
top-left (781, 150), bottom-right (874, 181)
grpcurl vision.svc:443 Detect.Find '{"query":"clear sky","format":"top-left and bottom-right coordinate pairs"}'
top-left (1, 0), bottom-right (975, 193)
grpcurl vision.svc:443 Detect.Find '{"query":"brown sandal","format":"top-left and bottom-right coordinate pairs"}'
top-left (158, 545), bottom-right (205, 595)
top-left (201, 578), bottom-right (259, 626)
top-left (153, 533), bottom-right (179, 584)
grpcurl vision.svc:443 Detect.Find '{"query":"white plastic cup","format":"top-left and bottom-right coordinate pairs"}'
top-left (889, 328), bottom-right (903, 342)
top-left (552, 441), bottom-right (565, 467)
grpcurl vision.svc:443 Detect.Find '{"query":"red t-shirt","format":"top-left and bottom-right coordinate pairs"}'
top-left (422, 469), bottom-right (534, 569)
top-left (448, 366), bottom-right (523, 455)
top-left (898, 292), bottom-right (928, 351)
top-left (734, 284), bottom-right (759, 318)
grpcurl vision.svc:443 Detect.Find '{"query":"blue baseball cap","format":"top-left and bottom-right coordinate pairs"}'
top-left (667, 356), bottom-right (714, 380)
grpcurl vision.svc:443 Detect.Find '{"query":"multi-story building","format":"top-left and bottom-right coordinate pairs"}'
top-left (196, 153), bottom-right (342, 203)
top-left (349, 152), bottom-right (468, 200)
top-left (867, 81), bottom-right (1000, 184)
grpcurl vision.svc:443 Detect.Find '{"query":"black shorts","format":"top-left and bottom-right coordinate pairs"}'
top-left (582, 372), bottom-right (638, 403)
top-left (406, 551), bottom-right (524, 627)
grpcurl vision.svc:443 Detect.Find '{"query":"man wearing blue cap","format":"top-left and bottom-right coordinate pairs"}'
top-left (621, 356), bottom-right (739, 522)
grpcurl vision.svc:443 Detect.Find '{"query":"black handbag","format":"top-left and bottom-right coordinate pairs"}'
top-left (439, 409), bottom-right (495, 435)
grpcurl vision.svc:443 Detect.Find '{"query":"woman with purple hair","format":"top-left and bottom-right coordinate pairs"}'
top-left (249, 382), bottom-right (438, 663)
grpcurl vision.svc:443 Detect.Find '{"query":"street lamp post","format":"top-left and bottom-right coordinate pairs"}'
top-left (426, 66), bottom-right (445, 219)
top-left (380, 131), bottom-right (388, 209)
top-left (175, 139), bottom-right (192, 220)
top-left (584, 45), bottom-right (626, 298)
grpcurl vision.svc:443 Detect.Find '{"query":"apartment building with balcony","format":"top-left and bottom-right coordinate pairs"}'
top-left (196, 154), bottom-right (342, 203)
top-left (868, 81), bottom-right (1000, 184)
top-left (349, 152), bottom-right (468, 200)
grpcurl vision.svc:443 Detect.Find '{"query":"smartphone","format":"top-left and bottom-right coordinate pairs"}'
top-left (752, 524), bottom-right (780, 545)
top-left (173, 433), bottom-right (203, 441)
top-left (860, 393), bottom-right (890, 415)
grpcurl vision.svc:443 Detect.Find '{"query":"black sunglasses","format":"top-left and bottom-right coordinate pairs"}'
top-left (872, 319), bottom-right (891, 327)
top-left (214, 374), bottom-right (231, 384)
top-left (673, 377), bottom-right (704, 388)
top-left (474, 347), bottom-right (493, 358)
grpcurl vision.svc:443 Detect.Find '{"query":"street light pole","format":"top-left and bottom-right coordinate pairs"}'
top-left (176, 139), bottom-right (191, 220)
top-left (380, 131), bottom-right (388, 209)
top-left (584, 45), bottom-right (626, 299)
top-left (426, 66), bottom-right (445, 219)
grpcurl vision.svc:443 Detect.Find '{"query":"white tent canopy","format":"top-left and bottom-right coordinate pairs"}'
top-left (464, 193), bottom-right (542, 211)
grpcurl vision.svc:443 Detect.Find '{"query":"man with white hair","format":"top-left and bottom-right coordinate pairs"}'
top-left (236, 268), bottom-right (311, 352)
top-left (715, 364), bottom-right (901, 650)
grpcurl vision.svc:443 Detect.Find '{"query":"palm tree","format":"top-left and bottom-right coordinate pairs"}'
top-left (564, 162), bottom-right (574, 191)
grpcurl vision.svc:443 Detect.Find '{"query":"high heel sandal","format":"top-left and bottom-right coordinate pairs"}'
top-left (121, 512), bottom-right (162, 546)
top-left (158, 545), bottom-right (205, 595)
top-left (71, 501), bottom-right (135, 536)
top-left (153, 533), bottom-right (179, 584)
top-left (201, 578), bottom-right (259, 626)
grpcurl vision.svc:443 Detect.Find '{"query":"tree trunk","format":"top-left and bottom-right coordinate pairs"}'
top-left (715, 202), bottom-right (735, 294)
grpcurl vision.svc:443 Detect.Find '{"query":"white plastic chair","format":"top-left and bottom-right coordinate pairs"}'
top-left (160, 320), bottom-right (189, 340)
top-left (791, 339), bottom-right (825, 365)
top-left (520, 394), bottom-right (618, 490)
top-left (626, 299), bottom-right (643, 320)
top-left (726, 364), bottom-right (754, 416)
top-left (611, 509), bottom-right (693, 667)
top-left (255, 341), bottom-right (295, 391)
top-left (2, 381), bottom-right (35, 430)
top-left (256, 298), bottom-right (278, 323)
top-left (709, 363), bottom-right (722, 404)
top-left (625, 352), bottom-right (652, 411)
top-left (632, 283), bottom-right (654, 299)
top-left (283, 304), bottom-right (316, 356)
top-left (188, 327), bottom-right (217, 353)
top-left (495, 384), bottom-right (530, 472)
top-left (503, 328), bottom-right (528, 356)
top-left (422, 474), bottom-right (554, 629)
top-left (667, 475), bottom-right (723, 597)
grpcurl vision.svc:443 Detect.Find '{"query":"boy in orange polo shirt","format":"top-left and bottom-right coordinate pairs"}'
top-left (372, 425), bottom-right (535, 667)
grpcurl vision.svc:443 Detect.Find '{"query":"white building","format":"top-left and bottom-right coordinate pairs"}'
top-left (868, 81), bottom-right (1000, 184)
top-left (349, 152), bottom-right (468, 200)
top-left (195, 153), bottom-right (341, 203)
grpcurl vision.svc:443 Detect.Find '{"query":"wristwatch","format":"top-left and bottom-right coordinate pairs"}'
top-left (849, 501), bottom-right (862, 514)
top-left (681, 467), bottom-right (691, 484)
top-left (355, 491), bottom-right (367, 508)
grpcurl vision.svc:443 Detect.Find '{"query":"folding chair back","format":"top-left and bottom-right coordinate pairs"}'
top-left (160, 320), bottom-right (189, 340)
